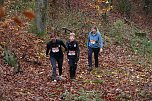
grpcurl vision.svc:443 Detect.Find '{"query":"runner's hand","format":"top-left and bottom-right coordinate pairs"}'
top-left (100, 48), bottom-right (103, 53)
top-left (46, 55), bottom-right (49, 59)
top-left (76, 57), bottom-right (79, 62)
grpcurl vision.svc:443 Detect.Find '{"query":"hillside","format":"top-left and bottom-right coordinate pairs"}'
top-left (0, 0), bottom-right (152, 100)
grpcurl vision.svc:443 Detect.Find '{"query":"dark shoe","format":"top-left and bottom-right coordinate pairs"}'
top-left (70, 76), bottom-right (73, 80)
top-left (70, 77), bottom-right (76, 81)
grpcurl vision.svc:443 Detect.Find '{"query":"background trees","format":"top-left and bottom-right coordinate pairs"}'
top-left (35, 0), bottom-right (48, 35)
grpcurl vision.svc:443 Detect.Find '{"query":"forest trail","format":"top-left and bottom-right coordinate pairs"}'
top-left (0, 22), bottom-right (151, 100)
top-left (0, 0), bottom-right (152, 100)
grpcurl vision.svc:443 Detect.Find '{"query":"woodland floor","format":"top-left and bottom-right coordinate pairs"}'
top-left (0, 0), bottom-right (152, 101)
top-left (0, 23), bottom-right (152, 100)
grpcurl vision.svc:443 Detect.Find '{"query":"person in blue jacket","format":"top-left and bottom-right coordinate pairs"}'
top-left (87, 26), bottom-right (103, 71)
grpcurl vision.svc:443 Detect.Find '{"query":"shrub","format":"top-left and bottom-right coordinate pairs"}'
top-left (117, 0), bottom-right (131, 18)
top-left (10, 0), bottom-right (35, 13)
top-left (110, 20), bottom-right (125, 44)
top-left (3, 48), bottom-right (18, 68)
top-left (131, 35), bottom-right (152, 57)
top-left (3, 48), bottom-right (21, 73)
top-left (110, 19), bottom-right (152, 58)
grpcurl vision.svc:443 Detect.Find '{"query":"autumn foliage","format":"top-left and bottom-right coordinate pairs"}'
top-left (12, 16), bottom-right (23, 26)
top-left (0, 6), bottom-right (5, 18)
top-left (0, 0), bottom-right (152, 100)
top-left (23, 10), bottom-right (35, 20)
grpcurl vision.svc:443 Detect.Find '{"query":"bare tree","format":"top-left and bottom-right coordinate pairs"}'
top-left (144, 0), bottom-right (152, 15)
top-left (0, 0), bottom-right (4, 5)
top-left (35, 0), bottom-right (48, 34)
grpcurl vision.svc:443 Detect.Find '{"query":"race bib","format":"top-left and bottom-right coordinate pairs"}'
top-left (52, 47), bottom-right (59, 53)
top-left (90, 40), bottom-right (96, 44)
top-left (68, 51), bottom-right (76, 55)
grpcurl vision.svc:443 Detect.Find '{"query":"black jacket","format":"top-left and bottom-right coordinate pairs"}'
top-left (66, 40), bottom-right (80, 58)
top-left (46, 39), bottom-right (67, 57)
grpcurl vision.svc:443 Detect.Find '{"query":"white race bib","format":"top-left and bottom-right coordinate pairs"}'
top-left (68, 51), bottom-right (76, 55)
top-left (52, 47), bottom-right (59, 53)
top-left (90, 40), bottom-right (96, 44)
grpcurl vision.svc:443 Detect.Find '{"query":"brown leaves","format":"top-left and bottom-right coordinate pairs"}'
top-left (0, 9), bottom-right (35, 26)
top-left (11, 10), bottom-right (36, 26)
top-left (0, 21), bottom-right (8, 28)
top-left (96, 0), bottom-right (107, 2)
top-left (12, 16), bottom-right (23, 26)
top-left (0, 6), bottom-right (5, 18)
top-left (23, 10), bottom-right (35, 20)
top-left (1, 0), bottom-right (152, 100)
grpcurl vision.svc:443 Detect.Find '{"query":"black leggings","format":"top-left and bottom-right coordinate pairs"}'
top-left (68, 58), bottom-right (77, 79)
top-left (88, 47), bottom-right (100, 67)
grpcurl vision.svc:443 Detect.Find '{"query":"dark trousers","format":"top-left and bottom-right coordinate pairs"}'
top-left (88, 47), bottom-right (100, 68)
top-left (50, 55), bottom-right (63, 80)
top-left (68, 57), bottom-right (77, 79)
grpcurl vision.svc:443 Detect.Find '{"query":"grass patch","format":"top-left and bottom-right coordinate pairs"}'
top-left (3, 48), bottom-right (22, 73)
top-left (3, 48), bottom-right (18, 68)
top-left (110, 19), bottom-right (152, 59)
top-left (61, 88), bottom-right (105, 101)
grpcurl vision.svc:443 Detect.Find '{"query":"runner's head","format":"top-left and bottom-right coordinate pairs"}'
top-left (91, 26), bottom-right (98, 34)
top-left (49, 33), bottom-right (57, 43)
top-left (69, 33), bottom-right (75, 42)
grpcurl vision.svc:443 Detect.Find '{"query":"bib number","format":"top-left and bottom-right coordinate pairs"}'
top-left (52, 47), bottom-right (59, 53)
top-left (68, 51), bottom-right (76, 55)
top-left (90, 40), bottom-right (96, 44)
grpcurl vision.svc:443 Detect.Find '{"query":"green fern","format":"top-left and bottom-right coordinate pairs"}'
top-left (3, 48), bottom-right (18, 68)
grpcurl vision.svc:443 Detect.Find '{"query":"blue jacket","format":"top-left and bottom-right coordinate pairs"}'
top-left (87, 31), bottom-right (103, 48)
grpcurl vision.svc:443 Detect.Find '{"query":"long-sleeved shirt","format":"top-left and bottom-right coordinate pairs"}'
top-left (46, 39), bottom-right (67, 57)
top-left (66, 40), bottom-right (80, 58)
top-left (87, 31), bottom-right (103, 48)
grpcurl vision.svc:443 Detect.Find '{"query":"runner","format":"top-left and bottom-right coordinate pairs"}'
top-left (46, 33), bottom-right (67, 82)
top-left (87, 26), bottom-right (103, 71)
top-left (66, 33), bottom-right (80, 80)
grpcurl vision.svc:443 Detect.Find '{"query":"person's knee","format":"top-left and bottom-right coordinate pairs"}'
top-left (88, 50), bottom-right (92, 55)
top-left (51, 62), bottom-right (56, 67)
top-left (58, 65), bottom-right (62, 69)
top-left (94, 57), bottom-right (98, 61)
top-left (88, 55), bottom-right (92, 59)
top-left (52, 66), bottom-right (56, 71)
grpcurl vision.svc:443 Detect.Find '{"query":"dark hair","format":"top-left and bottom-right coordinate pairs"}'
top-left (49, 33), bottom-right (56, 38)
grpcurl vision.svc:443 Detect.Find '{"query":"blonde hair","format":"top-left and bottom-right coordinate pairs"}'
top-left (92, 26), bottom-right (98, 31)
top-left (70, 33), bottom-right (75, 36)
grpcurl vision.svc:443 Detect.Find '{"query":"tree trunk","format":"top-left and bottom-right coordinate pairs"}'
top-left (35, 0), bottom-right (48, 34)
top-left (0, 0), bottom-right (5, 20)
top-left (144, 0), bottom-right (152, 15)
top-left (0, 0), bottom-right (4, 5)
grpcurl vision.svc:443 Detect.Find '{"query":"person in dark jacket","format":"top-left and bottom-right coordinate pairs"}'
top-left (66, 33), bottom-right (80, 80)
top-left (87, 26), bottom-right (103, 71)
top-left (46, 33), bottom-right (67, 82)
